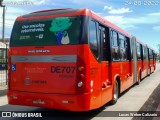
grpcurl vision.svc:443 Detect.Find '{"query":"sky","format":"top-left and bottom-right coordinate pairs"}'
top-left (0, 0), bottom-right (160, 52)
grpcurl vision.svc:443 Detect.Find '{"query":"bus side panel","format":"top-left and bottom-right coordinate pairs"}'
top-left (111, 61), bottom-right (132, 93)
top-left (137, 60), bottom-right (142, 80)
top-left (89, 50), bottom-right (102, 110)
top-left (122, 61), bottom-right (133, 92)
top-left (148, 48), bottom-right (151, 75)
top-left (129, 61), bottom-right (134, 86)
top-left (110, 62), bottom-right (121, 89)
top-left (101, 61), bottom-right (112, 106)
top-left (141, 60), bottom-right (147, 79)
top-left (150, 59), bottom-right (154, 73)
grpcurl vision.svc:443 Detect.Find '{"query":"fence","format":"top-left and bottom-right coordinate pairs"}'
top-left (0, 42), bottom-right (8, 86)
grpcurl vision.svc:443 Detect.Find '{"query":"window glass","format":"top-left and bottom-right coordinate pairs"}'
top-left (130, 39), bottom-right (133, 60)
top-left (149, 49), bottom-right (153, 59)
top-left (10, 16), bottom-right (81, 46)
top-left (111, 31), bottom-right (120, 61)
top-left (112, 31), bottom-right (118, 46)
top-left (119, 34), bottom-right (126, 61)
top-left (137, 42), bottom-right (141, 60)
top-left (120, 39), bottom-right (126, 48)
top-left (112, 47), bottom-right (120, 61)
top-left (120, 49), bottom-right (127, 61)
top-left (143, 46), bottom-right (146, 60)
top-left (89, 21), bottom-right (98, 58)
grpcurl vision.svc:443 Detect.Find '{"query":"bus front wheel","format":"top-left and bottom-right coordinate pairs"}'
top-left (110, 80), bottom-right (119, 105)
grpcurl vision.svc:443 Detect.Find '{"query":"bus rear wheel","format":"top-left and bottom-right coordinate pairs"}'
top-left (110, 80), bottom-right (119, 105)
top-left (136, 71), bottom-right (141, 85)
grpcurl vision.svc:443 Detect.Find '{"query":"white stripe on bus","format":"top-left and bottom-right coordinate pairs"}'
top-left (11, 55), bottom-right (77, 62)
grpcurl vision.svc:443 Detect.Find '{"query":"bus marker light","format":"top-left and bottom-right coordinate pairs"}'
top-left (91, 89), bottom-right (93, 92)
top-left (62, 100), bottom-right (74, 104)
top-left (77, 81), bottom-right (83, 87)
top-left (80, 74), bottom-right (85, 78)
top-left (90, 81), bottom-right (93, 87)
top-left (78, 66), bottom-right (84, 71)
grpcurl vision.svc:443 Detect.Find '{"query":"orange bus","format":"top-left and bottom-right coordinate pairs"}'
top-left (7, 8), bottom-right (156, 111)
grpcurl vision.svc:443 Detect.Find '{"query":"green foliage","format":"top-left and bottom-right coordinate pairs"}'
top-left (0, 58), bottom-right (7, 63)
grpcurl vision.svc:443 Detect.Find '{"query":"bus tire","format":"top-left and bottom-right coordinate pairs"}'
top-left (148, 68), bottom-right (151, 76)
top-left (136, 71), bottom-right (141, 85)
top-left (110, 80), bottom-right (119, 105)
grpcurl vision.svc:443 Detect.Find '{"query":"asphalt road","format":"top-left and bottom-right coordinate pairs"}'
top-left (0, 63), bottom-right (160, 120)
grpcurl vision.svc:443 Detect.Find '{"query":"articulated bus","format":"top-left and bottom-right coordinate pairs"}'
top-left (8, 8), bottom-right (156, 111)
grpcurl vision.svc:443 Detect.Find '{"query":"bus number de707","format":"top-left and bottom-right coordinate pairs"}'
top-left (51, 66), bottom-right (76, 74)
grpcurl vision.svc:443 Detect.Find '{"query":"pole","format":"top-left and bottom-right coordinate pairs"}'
top-left (0, 0), bottom-right (5, 43)
top-left (2, 6), bottom-right (5, 42)
top-left (5, 44), bottom-right (7, 85)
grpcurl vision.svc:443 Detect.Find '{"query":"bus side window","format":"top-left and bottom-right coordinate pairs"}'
top-left (119, 34), bottom-right (127, 61)
top-left (126, 37), bottom-right (132, 61)
top-left (140, 44), bottom-right (143, 60)
top-left (148, 48), bottom-right (150, 60)
top-left (99, 25), bottom-right (110, 61)
top-left (152, 50), bottom-right (154, 60)
top-left (89, 20), bottom-right (99, 59)
top-left (143, 46), bottom-right (147, 60)
top-left (111, 30), bottom-right (120, 61)
top-left (136, 42), bottom-right (141, 60)
top-left (153, 51), bottom-right (155, 60)
top-left (99, 26), bottom-right (106, 61)
top-left (129, 38), bottom-right (133, 60)
top-left (149, 49), bottom-right (153, 60)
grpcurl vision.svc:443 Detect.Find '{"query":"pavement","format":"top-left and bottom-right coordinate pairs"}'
top-left (0, 85), bottom-right (7, 95)
top-left (0, 85), bottom-right (7, 106)
top-left (132, 83), bottom-right (160, 120)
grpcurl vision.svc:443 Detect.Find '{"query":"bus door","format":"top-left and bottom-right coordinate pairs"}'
top-left (125, 37), bottom-right (133, 87)
top-left (146, 45), bottom-right (149, 75)
top-left (142, 45), bottom-right (147, 77)
top-left (147, 48), bottom-right (151, 75)
top-left (131, 37), bottom-right (137, 84)
top-left (99, 25), bottom-right (112, 104)
top-left (119, 34), bottom-right (130, 90)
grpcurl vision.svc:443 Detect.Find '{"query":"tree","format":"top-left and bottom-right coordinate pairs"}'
top-left (0, 0), bottom-right (3, 7)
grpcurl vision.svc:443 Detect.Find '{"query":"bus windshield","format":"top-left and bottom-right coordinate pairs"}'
top-left (10, 16), bottom-right (82, 46)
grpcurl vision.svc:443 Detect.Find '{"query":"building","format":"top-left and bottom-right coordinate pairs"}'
top-left (0, 38), bottom-right (9, 47)
top-left (0, 38), bottom-right (9, 62)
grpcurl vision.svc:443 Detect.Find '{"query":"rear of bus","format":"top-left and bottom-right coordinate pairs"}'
top-left (7, 9), bottom-right (92, 111)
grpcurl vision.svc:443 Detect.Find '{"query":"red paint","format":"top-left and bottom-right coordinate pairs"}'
top-left (8, 8), bottom-right (156, 111)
